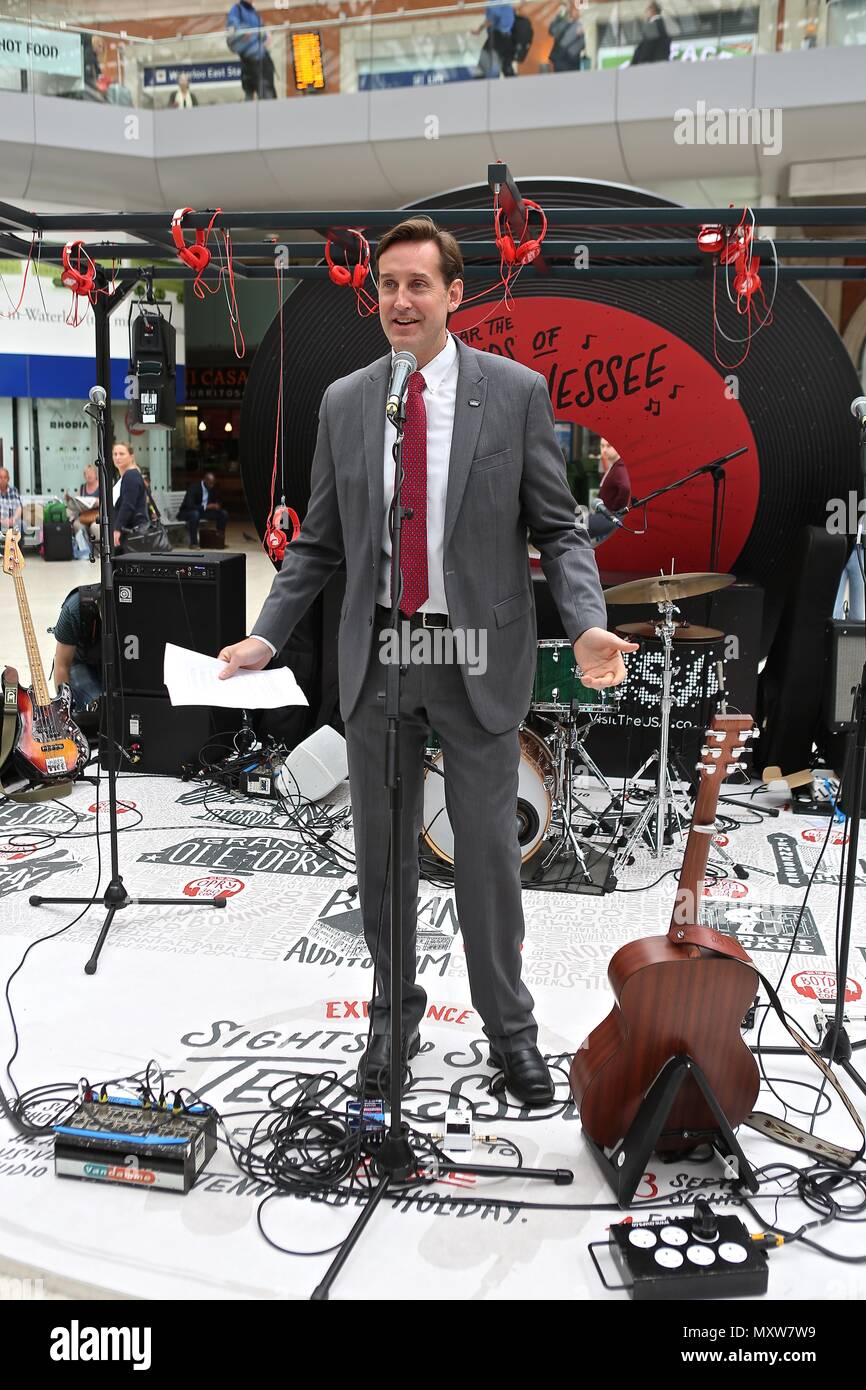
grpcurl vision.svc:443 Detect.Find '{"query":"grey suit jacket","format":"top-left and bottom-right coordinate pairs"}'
top-left (253, 333), bottom-right (608, 734)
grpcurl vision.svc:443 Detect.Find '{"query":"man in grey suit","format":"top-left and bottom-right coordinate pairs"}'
top-left (219, 217), bottom-right (636, 1105)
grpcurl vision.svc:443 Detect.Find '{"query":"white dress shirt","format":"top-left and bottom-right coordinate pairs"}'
top-left (377, 331), bottom-right (457, 614)
top-left (254, 333), bottom-right (459, 655)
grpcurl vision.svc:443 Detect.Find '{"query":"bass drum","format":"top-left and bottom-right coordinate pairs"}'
top-left (422, 727), bottom-right (554, 866)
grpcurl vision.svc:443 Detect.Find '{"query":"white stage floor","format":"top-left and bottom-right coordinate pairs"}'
top-left (0, 770), bottom-right (865, 1302)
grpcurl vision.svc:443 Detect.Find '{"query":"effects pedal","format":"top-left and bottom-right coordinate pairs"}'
top-left (590, 1201), bottom-right (769, 1300)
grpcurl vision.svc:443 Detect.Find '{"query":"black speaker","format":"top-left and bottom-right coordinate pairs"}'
top-left (42, 521), bottom-right (73, 561)
top-left (129, 303), bottom-right (176, 429)
top-left (101, 695), bottom-right (240, 777)
top-left (756, 527), bottom-right (848, 776)
top-left (113, 551), bottom-right (246, 696)
top-left (823, 621), bottom-right (865, 733)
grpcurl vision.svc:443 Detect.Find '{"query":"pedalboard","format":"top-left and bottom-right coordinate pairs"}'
top-left (54, 1094), bottom-right (217, 1194)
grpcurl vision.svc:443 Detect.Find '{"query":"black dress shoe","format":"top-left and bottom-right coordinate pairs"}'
top-left (358, 1029), bottom-right (420, 1096)
top-left (489, 1045), bottom-right (555, 1107)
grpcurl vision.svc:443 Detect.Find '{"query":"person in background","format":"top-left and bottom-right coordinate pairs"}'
top-left (473, 4), bottom-right (517, 77)
top-left (598, 437), bottom-right (631, 512)
top-left (112, 442), bottom-right (148, 552)
top-left (65, 461), bottom-right (101, 557)
top-left (631, 1), bottom-right (671, 64)
top-left (52, 585), bottom-right (103, 715)
top-left (227, 0), bottom-right (277, 100)
top-left (548, 0), bottom-right (586, 71)
top-left (179, 471), bottom-right (229, 547)
top-left (0, 467), bottom-right (22, 534)
top-left (168, 72), bottom-right (198, 108)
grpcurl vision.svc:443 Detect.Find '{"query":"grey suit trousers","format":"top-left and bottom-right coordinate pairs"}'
top-left (345, 611), bottom-right (537, 1053)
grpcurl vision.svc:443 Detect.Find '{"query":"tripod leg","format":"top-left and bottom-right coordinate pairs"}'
top-left (84, 905), bottom-right (118, 976)
top-left (311, 1172), bottom-right (392, 1300)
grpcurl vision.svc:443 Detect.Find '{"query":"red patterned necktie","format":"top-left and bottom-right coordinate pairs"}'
top-left (398, 371), bottom-right (428, 616)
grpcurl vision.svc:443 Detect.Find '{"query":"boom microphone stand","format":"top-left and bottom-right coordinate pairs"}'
top-left (312, 354), bottom-right (569, 1301)
top-left (29, 297), bottom-right (226, 972)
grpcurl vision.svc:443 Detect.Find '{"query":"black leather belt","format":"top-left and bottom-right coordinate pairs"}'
top-left (375, 605), bottom-right (450, 629)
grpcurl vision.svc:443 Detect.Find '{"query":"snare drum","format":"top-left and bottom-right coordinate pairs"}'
top-left (422, 727), bottom-right (554, 865)
top-left (531, 638), bottom-right (619, 714)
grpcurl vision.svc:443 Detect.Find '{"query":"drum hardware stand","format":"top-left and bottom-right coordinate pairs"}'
top-left (540, 719), bottom-right (593, 880)
top-left (614, 599), bottom-right (692, 863)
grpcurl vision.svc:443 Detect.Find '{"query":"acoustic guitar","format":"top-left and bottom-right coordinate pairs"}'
top-left (2, 529), bottom-right (89, 785)
top-left (571, 711), bottom-right (759, 1153)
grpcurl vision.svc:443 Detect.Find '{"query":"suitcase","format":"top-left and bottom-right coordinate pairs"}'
top-left (42, 520), bottom-right (73, 561)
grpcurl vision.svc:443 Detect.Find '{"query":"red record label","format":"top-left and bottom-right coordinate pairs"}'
top-left (450, 297), bottom-right (759, 575)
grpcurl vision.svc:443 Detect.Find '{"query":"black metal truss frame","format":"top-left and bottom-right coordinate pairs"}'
top-left (0, 164), bottom-right (865, 282)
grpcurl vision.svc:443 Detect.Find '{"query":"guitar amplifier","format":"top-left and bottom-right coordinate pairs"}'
top-left (100, 695), bottom-right (240, 777)
top-left (823, 621), bottom-right (865, 732)
top-left (112, 551), bottom-right (245, 696)
top-left (42, 521), bottom-right (73, 561)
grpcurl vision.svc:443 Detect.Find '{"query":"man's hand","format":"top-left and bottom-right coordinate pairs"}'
top-left (217, 636), bottom-right (273, 680)
top-left (573, 627), bottom-right (639, 689)
top-left (113, 530), bottom-right (121, 548)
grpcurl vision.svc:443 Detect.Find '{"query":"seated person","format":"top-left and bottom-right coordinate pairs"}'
top-left (112, 442), bottom-right (149, 551)
top-left (179, 471), bottom-right (229, 546)
top-left (52, 584), bottom-right (103, 715)
top-left (66, 462), bottom-right (101, 555)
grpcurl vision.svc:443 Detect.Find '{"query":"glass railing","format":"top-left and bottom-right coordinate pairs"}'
top-left (1, 0), bottom-right (863, 108)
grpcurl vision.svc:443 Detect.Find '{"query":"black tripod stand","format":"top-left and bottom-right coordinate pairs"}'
top-left (312, 358), bottom-right (570, 1300)
top-left (29, 286), bottom-right (226, 971)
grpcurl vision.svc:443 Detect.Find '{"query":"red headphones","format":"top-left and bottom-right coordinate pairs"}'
top-left (171, 207), bottom-right (212, 275)
top-left (265, 504), bottom-right (300, 564)
top-left (696, 224), bottom-right (725, 255)
top-left (61, 241), bottom-right (97, 297)
top-left (494, 199), bottom-right (548, 266)
top-left (325, 231), bottom-right (370, 288)
top-left (734, 254), bottom-right (762, 304)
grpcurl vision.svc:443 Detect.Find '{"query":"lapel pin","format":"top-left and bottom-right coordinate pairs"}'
top-left (469, 398), bottom-right (481, 407)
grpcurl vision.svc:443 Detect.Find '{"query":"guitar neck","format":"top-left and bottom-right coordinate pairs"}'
top-left (12, 569), bottom-right (51, 708)
top-left (670, 769), bottom-right (724, 933)
top-left (669, 713), bottom-right (752, 936)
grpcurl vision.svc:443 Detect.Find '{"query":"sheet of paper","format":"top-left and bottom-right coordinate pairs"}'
top-left (163, 643), bottom-right (308, 710)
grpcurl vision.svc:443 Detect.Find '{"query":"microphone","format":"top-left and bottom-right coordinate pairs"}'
top-left (386, 351), bottom-right (417, 424)
top-left (592, 497), bottom-right (626, 529)
top-left (83, 385), bottom-right (107, 421)
top-left (851, 397), bottom-right (866, 426)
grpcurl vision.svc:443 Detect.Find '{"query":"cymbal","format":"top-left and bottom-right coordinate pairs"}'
top-left (616, 620), bottom-right (724, 643)
top-left (604, 572), bottom-right (736, 605)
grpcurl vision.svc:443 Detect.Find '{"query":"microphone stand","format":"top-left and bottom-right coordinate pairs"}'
top-left (628, 445), bottom-right (749, 579)
top-left (29, 369), bottom-right (226, 972)
top-left (312, 366), bottom-right (569, 1302)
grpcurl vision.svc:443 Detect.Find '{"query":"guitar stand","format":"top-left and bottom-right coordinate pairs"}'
top-left (582, 1053), bottom-right (759, 1207)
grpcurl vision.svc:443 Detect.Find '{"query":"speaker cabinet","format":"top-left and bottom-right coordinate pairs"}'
top-left (113, 551), bottom-right (246, 696)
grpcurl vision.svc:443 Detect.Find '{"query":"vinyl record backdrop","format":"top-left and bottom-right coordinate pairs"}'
top-left (240, 178), bottom-right (862, 603)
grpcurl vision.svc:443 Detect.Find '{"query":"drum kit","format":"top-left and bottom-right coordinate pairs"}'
top-left (421, 570), bottom-right (737, 887)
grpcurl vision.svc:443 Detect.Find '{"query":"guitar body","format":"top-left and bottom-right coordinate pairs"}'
top-left (12, 684), bottom-right (89, 782)
top-left (571, 935), bottom-right (760, 1151)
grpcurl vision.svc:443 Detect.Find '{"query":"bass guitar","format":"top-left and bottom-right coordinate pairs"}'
top-left (2, 529), bottom-right (89, 787)
top-left (571, 710), bottom-right (759, 1155)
